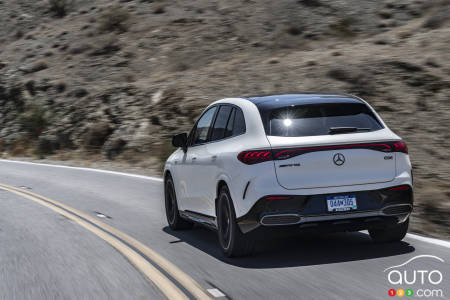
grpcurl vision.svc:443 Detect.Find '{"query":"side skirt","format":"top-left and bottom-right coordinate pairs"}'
top-left (180, 210), bottom-right (217, 230)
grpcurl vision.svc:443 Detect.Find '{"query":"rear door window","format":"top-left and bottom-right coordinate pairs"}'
top-left (233, 108), bottom-right (246, 135)
top-left (269, 103), bottom-right (383, 137)
top-left (224, 108), bottom-right (236, 138)
top-left (211, 105), bottom-right (233, 141)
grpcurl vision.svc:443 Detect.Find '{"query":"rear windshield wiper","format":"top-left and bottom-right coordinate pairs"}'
top-left (328, 127), bottom-right (371, 134)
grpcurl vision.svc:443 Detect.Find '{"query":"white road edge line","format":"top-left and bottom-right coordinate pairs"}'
top-left (406, 233), bottom-right (450, 249)
top-left (2, 159), bottom-right (450, 249)
top-left (0, 159), bottom-right (163, 182)
top-left (207, 289), bottom-right (226, 298)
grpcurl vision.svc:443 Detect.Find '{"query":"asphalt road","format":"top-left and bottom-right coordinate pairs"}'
top-left (0, 159), bottom-right (449, 300)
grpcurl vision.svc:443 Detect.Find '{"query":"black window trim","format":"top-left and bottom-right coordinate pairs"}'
top-left (189, 103), bottom-right (246, 147)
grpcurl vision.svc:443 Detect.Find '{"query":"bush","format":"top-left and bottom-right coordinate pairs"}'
top-left (299, 0), bottom-right (322, 7)
top-left (83, 123), bottom-right (113, 150)
top-left (326, 67), bottom-right (353, 82)
top-left (153, 2), bottom-right (166, 14)
top-left (7, 82), bottom-right (25, 112)
top-left (423, 8), bottom-right (450, 29)
top-left (35, 135), bottom-right (59, 158)
top-left (329, 17), bottom-right (358, 38)
top-left (19, 106), bottom-right (48, 138)
top-left (98, 5), bottom-right (131, 32)
top-left (156, 141), bottom-right (175, 171)
top-left (286, 25), bottom-right (303, 36)
top-left (49, 0), bottom-right (71, 17)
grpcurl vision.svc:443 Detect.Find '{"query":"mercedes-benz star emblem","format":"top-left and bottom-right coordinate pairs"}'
top-left (333, 153), bottom-right (345, 166)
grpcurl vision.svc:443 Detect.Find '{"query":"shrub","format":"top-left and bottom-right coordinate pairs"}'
top-left (8, 82), bottom-right (25, 112)
top-left (326, 67), bottom-right (353, 82)
top-left (98, 5), bottom-right (131, 32)
top-left (35, 135), bottom-right (58, 158)
top-left (49, 0), bottom-right (71, 17)
top-left (329, 17), bottom-right (358, 38)
top-left (299, 0), bottom-right (322, 7)
top-left (83, 123), bottom-right (113, 150)
top-left (156, 141), bottom-right (175, 171)
top-left (55, 81), bottom-right (67, 93)
top-left (104, 138), bottom-right (127, 160)
top-left (286, 25), bottom-right (303, 36)
top-left (153, 2), bottom-right (166, 14)
top-left (423, 8), bottom-right (450, 29)
top-left (19, 106), bottom-right (48, 138)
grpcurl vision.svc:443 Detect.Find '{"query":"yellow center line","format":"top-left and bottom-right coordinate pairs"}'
top-left (0, 183), bottom-right (213, 300)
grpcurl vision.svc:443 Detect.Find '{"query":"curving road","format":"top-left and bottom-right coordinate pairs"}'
top-left (0, 159), bottom-right (449, 300)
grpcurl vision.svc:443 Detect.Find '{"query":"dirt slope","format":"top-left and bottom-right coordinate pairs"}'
top-left (0, 0), bottom-right (449, 238)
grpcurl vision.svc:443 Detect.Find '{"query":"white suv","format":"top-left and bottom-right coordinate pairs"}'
top-left (164, 94), bottom-right (413, 257)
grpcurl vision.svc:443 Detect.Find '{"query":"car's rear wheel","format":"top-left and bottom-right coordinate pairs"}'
top-left (217, 185), bottom-right (254, 257)
top-left (165, 175), bottom-right (193, 230)
top-left (369, 218), bottom-right (409, 243)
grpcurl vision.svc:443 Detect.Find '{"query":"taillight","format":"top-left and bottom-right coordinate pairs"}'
top-left (388, 185), bottom-right (410, 191)
top-left (237, 150), bottom-right (273, 165)
top-left (392, 141), bottom-right (408, 154)
top-left (237, 140), bottom-right (408, 164)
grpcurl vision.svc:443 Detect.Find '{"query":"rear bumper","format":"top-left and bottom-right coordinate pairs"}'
top-left (237, 185), bottom-right (413, 233)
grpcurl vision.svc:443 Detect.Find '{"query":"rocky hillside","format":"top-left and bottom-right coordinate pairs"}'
top-left (0, 0), bottom-right (449, 237)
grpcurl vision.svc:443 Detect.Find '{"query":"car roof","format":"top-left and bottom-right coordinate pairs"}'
top-left (244, 94), bottom-right (364, 110)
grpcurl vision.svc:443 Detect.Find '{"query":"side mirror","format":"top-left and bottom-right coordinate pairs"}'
top-left (172, 133), bottom-right (188, 152)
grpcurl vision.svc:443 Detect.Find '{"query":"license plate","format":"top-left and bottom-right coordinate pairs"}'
top-left (326, 195), bottom-right (357, 212)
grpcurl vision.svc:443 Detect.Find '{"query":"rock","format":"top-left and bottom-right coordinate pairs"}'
top-left (397, 31), bottom-right (412, 39)
top-left (69, 43), bottom-right (93, 55)
top-left (89, 39), bottom-right (121, 56)
top-left (151, 90), bottom-right (163, 105)
top-left (374, 39), bottom-right (390, 45)
top-left (266, 57), bottom-right (280, 64)
top-left (377, 9), bottom-right (393, 19)
top-left (425, 58), bottom-right (440, 68)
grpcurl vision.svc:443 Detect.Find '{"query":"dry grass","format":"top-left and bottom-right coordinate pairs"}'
top-left (98, 5), bottom-right (131, 33)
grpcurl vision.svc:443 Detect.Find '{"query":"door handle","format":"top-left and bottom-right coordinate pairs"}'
top-left (192, 157), bottom-right (197, 162)
top-left (211, 155), bottom-right (217, 161)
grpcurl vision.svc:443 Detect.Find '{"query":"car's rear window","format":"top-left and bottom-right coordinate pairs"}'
top-left (268, 103), bottom-right (383, 137)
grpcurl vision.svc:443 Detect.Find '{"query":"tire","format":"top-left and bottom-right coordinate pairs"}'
top-left (369, 218), bottom-right (409, 243)
top-left (217, 185), bottom-right (254, 257)
top-left (164, 176), bottom-right (194, 230)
